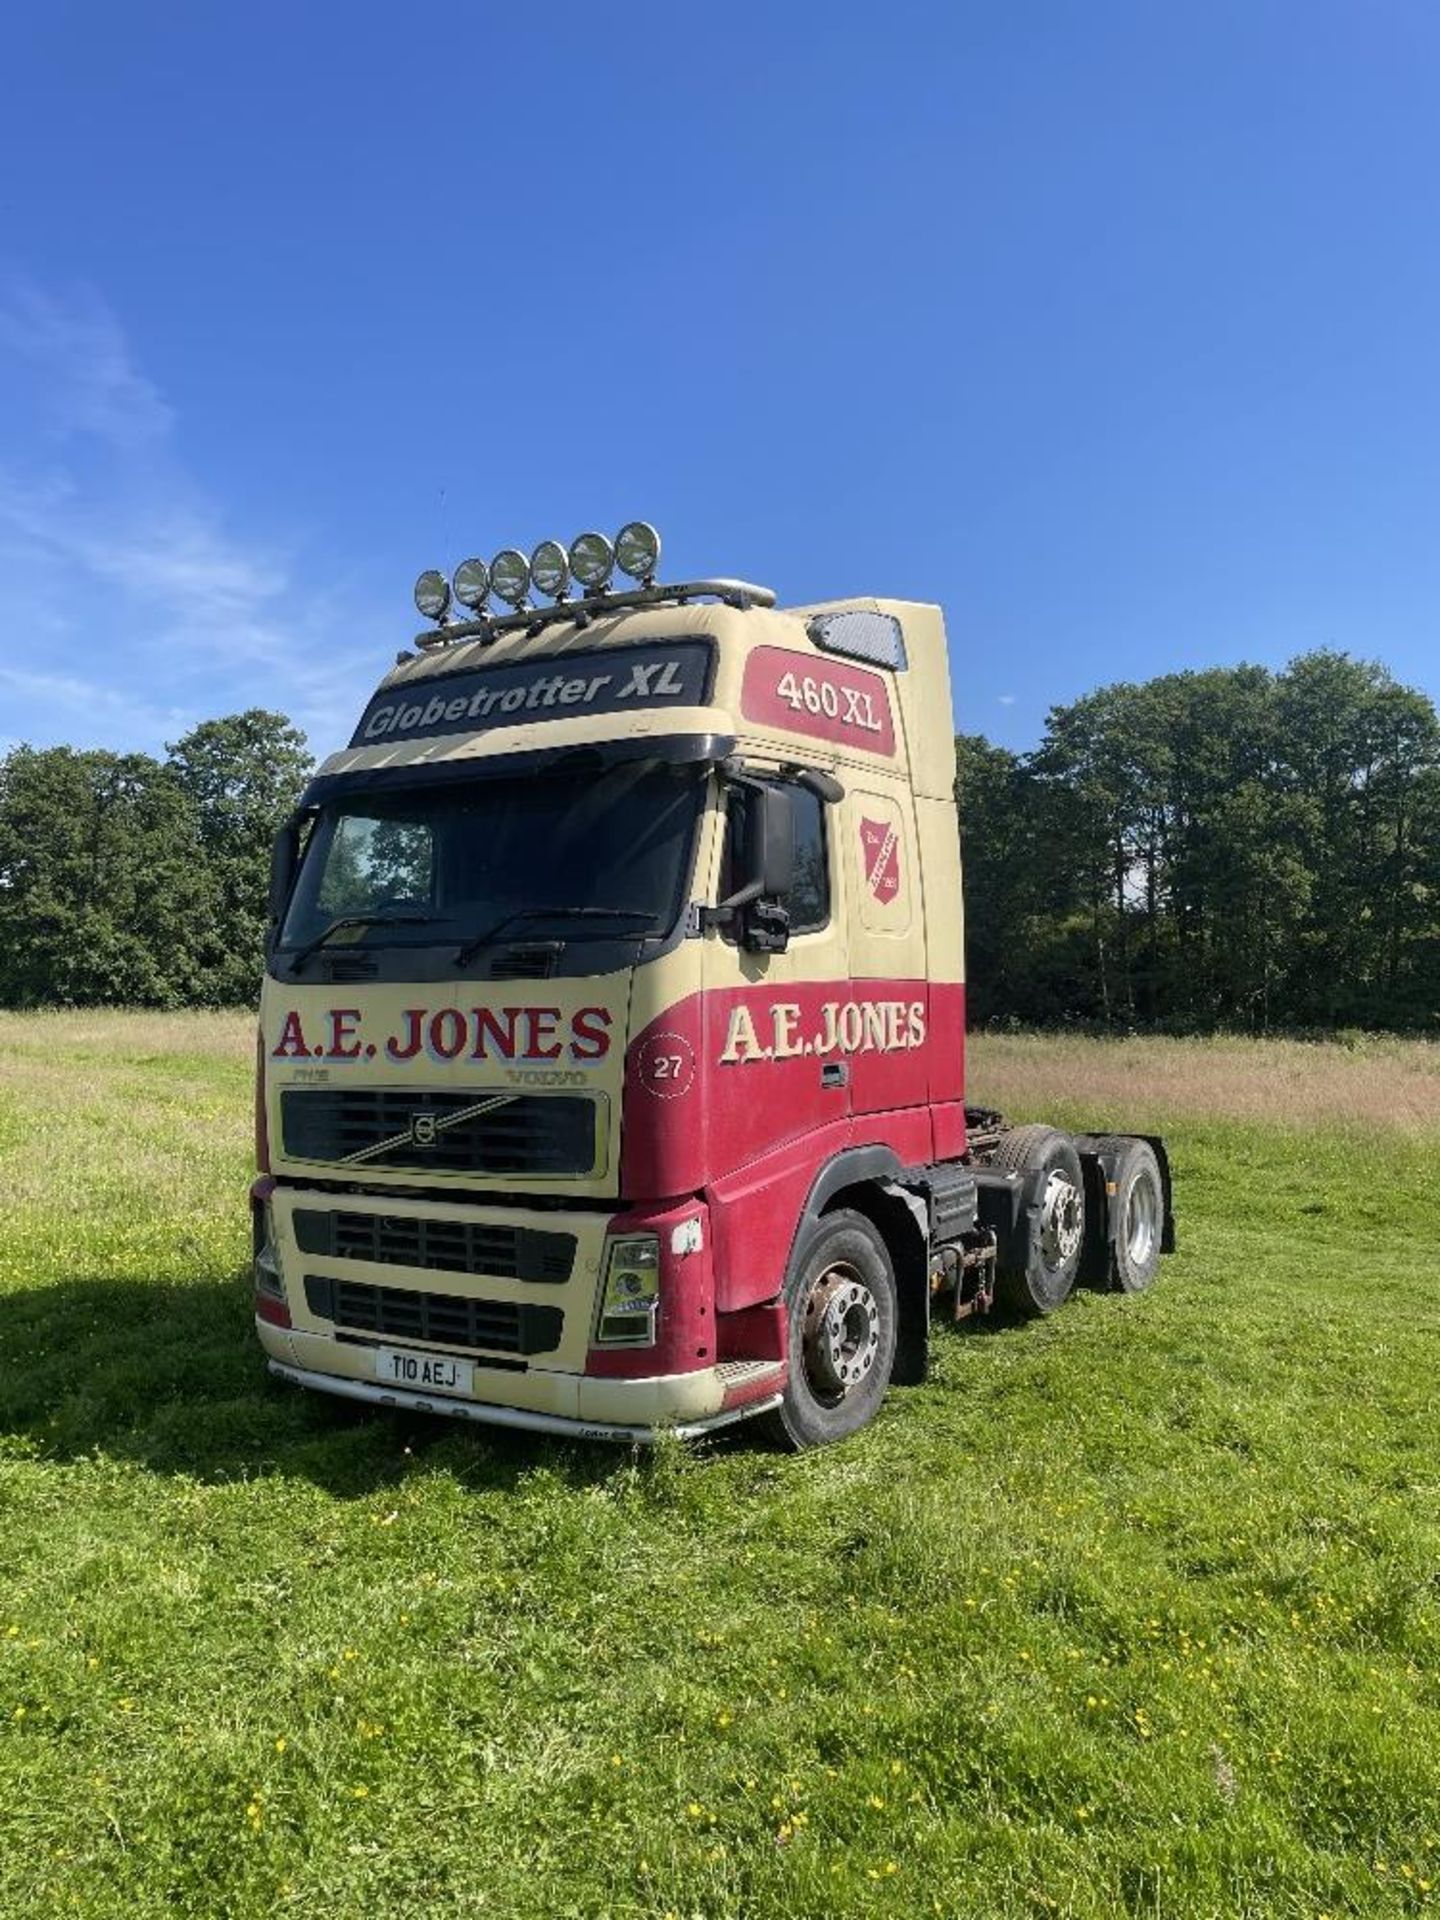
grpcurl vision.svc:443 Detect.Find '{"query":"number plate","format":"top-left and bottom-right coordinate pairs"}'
top-left (375, 1347), bottom-right (473, 1396)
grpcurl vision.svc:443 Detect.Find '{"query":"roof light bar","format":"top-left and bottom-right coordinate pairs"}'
top-left (408, 523), bottom-right (776, 645)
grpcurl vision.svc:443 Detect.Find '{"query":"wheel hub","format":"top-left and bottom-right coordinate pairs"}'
top-left (801, 1263), bottom-right (880, 1399)
top-left (1126, 1168), bottom-right (1161, 1266)
top-left (1038, 1170), bottom-right (1084, 1268)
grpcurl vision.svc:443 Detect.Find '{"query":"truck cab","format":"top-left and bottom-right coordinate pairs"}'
top-left (253, 529), bottom-right (1171, 1447)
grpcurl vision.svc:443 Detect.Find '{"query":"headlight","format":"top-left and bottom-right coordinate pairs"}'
top-left (255, 1240), bottom-right (284, 1298)
top-left (595, 1234), bottom-right (660, 1346)
top-left (569, 530), bottom-right (615, 591)
top-left (413, 569), bottom-right (451, 621)
top-left (253, 1206), bottom-right (292, 1327)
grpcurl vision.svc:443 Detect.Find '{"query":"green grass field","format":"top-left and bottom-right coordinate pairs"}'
top-left (1, 1013), bottom-right (1437, 1919)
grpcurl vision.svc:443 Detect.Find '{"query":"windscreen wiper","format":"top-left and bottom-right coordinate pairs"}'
top-left (455, 906), bottom-right (660, 968)
top-left (288, 911), bottom-right (432, 968)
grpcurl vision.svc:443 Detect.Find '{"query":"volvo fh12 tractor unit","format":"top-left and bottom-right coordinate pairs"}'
top-left (252, 524), bottom-right (1173, 1448)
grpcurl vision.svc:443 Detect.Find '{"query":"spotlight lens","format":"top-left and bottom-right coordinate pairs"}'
top-left (570, 531), bottom-right (615, 590)
top-left (530, 540), bottom-right (570, 599)
top-left (615, 520), bottom-right (660, 581)
top-left (452, 557), bottom-right (491, 610)
top-left (490, 548), bottom-right (531, 607)
top-left (414, 569), bottom-right (451, 621)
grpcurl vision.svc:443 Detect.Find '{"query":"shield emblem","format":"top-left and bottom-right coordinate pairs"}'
top-left (412, 1112), bottom-right (438, 1146)
top-left (859, 817), bottom-right (900, 904)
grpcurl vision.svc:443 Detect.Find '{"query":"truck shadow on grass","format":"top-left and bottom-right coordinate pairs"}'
top-left (0, 1269), bottom-right (646, 1496)
top-left (0, 1270), bottom-right (1030, 1494)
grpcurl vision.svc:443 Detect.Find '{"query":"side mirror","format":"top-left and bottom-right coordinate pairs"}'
top-left (747, 783), bottom-right (794, 900)
top-left (706, 781), bottom-right (794, 953)
top-left (268, 816), bottom-right (302, 926)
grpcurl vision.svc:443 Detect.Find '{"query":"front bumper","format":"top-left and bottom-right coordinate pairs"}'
top-left (255, 1180), bottom-right (784, 1441)
top-left (267, 1357), bottom-right (780, 1443)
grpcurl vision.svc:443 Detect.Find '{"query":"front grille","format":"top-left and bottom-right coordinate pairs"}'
top-left (293, 1208), bottom-right (574, 1283)
top-left (304, 1274), bottom-right (563, 1356)
top-left (280, 1087), bottom-right (599, 1175)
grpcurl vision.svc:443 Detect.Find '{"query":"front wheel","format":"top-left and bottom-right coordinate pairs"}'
top-left (757, 1209), bottom-right (898, 1450)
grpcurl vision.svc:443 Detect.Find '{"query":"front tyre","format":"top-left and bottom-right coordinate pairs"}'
top-left (758, 1208), bottom-right (898, 1450)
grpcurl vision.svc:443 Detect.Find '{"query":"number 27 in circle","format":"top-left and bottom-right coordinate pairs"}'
top-left (639, 1033), bottom-right (695, 1098)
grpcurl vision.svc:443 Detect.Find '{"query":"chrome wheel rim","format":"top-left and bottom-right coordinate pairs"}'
top-left (801, 1261), bottom-right (881, 1402)
top-left (1038, 1169), bottom-right (1084, 1270)
top-left (1126, 1167), bottom-right (1162, 1268)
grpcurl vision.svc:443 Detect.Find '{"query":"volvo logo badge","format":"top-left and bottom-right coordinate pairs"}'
top-left (337, 1093), bottom-right (518, 1168)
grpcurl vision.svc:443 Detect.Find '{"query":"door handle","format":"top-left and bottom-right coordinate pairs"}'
top-left (820, 1061), bottom-right (848, 1090)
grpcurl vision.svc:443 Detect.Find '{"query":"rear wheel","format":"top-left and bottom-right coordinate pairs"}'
top-left (1094, 1136), bottom-right (1164, 1293)
top-left (992, 1124), bottom-right (1086, 1317)
top-left (758, 1208), bottom-right (898, 1450)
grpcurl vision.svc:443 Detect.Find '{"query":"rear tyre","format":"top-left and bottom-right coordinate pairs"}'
top-left (1093, 1136), bottom-right (1164, 1293)
top-left (757, 1208), bottom-right (898, 1451)
top-left (991, 1124), bottom-right (1086, 1317)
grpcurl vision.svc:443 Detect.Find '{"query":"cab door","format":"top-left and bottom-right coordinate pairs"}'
top-left (843, 781), bottom-right (927, 1121)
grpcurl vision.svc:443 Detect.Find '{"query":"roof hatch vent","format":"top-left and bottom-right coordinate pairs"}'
top-left (807, 610), bottom-right (907, 671)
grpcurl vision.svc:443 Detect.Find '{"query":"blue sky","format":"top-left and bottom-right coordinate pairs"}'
top-left (3, 1), bottom-right (1438, 761)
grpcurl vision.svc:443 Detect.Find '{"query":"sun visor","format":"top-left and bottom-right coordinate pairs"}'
top-left (299, 730), bottom-right (736, 810)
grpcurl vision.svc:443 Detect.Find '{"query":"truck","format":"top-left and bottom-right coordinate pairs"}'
top-left (252, 525), bottom-right (1173, 1449)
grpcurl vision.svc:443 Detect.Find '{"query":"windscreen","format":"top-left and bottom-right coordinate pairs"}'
top-left (279, 758), bottom-right (705, 954)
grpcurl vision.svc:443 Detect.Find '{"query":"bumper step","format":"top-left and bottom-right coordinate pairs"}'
top-left (268, 1360), bottom-right (780, 1445)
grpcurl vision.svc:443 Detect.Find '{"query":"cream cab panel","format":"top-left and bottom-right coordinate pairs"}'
top-left (261, 973), bottom-right (632, 1200)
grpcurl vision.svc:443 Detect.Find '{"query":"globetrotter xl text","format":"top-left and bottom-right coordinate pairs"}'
top-left (348, 639), bottom-right (714, 748)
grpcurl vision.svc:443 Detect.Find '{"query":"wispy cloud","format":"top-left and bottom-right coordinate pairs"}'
top-left (996, 693), bottom-right (1017, 706)
top-left (0, 284), bottom-right (173, 448)
top-left (0, 663), bottom-right (191, 744)
top-left (0, 280), bottom-right (377, 757)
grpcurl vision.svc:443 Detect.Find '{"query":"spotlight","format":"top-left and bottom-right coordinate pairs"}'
top-left (615, 520), bottom-right (660, 582)
top-left (413, 569), bottom-right (451, 621)
top-left (570, 531), bottom-right (615, 591)
top-left (490, 548), bottom-right (531, 607)
top-left (452, 557), bottom-right (491, 611)
top-left (530, 539), bottom-right (570, 600)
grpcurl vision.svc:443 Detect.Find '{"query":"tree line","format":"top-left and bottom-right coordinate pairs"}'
top-left (958, 649), bottom-right (1440, 1032)
top-left (1, 648), bottom-right (1436, 1029)
top-left (0, 712), bottom-right (310, 1007)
